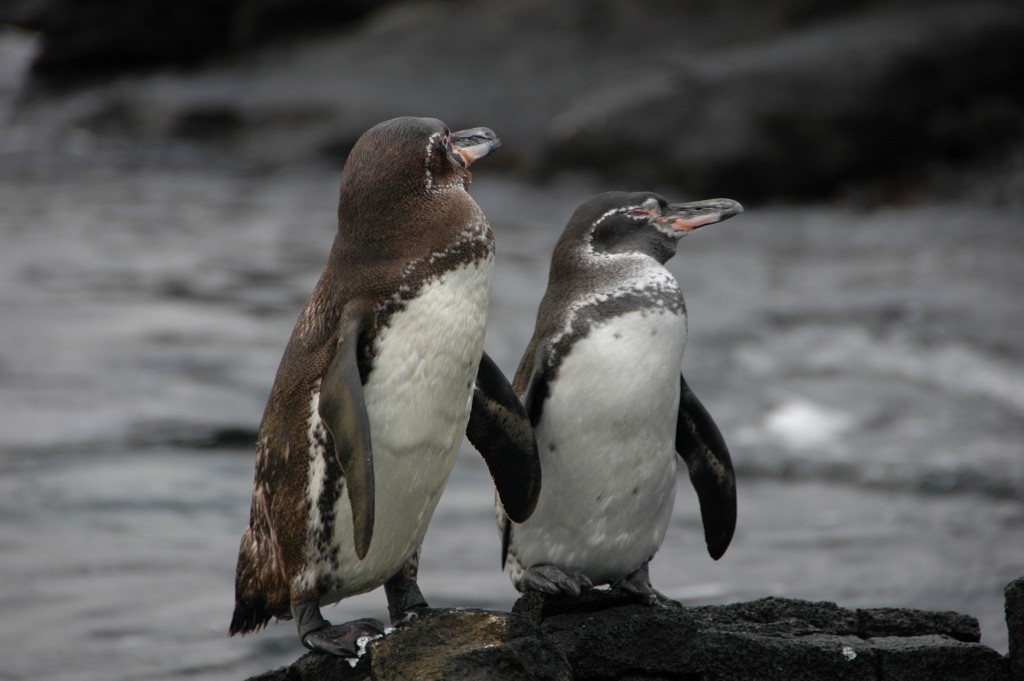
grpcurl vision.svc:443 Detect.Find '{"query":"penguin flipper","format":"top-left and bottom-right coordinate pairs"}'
top-left (498, 510), bottom-right (512, 569)
top-left (319, 311), bottom-right (375, 560)
top-left (675, 373), bottom-right (736, 560)
top-left (515, 342), bottom-right (551, 428)
top-left (466, 351), bottom-right (541, 524)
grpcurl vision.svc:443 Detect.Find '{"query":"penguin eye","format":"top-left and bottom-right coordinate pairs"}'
top-left (626, 208), bottom-right (653, 222)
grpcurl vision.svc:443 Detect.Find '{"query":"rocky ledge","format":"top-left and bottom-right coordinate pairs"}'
top-left (247, 576), bottom-right (1024, 681)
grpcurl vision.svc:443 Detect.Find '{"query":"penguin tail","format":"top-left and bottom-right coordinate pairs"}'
top-left (229, 599), bottom-right (273, 637)
top-left (228, 527), bottom-right (283, 636)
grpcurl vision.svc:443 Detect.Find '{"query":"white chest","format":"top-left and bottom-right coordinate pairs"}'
top-left (365, 258), bottom-right (493, 455)
top-left (512, 307), bottom-right (687, 584)
top-left (304, 257), bottom-right (494, 599)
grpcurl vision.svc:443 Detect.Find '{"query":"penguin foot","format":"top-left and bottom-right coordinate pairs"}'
top-left (620, 584), bottom-right (681, 608)
top-left (301, 618), bottom-right (386, 657)
top-left (391, 606), bottom-right (431, 630)
top-left (384, 565), bottom-right (430, 628)
top-left (293, 597), bottom-right (385, 657)
top-left (614, 563), bottom-right (681, 608)
top-left (521, 564), bottom-right (593, 597)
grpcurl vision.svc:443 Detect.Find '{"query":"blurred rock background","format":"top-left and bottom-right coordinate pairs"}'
top-left (2, 0), bottom-right (1023, 201)
top-left (1, 2), bottom-right (1022, 681)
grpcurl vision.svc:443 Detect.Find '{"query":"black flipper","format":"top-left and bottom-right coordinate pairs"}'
top-left (675, 374), bottom-right (736, 560)
top-left (319, 311), bottom-right (375, 560)
top-left (499, 511), bottom-right (513, 569)
top-left (466, 352), bottom-right (541, 524)
top-left (499, 344), bottom-right (552, 568)
top-left (519, 345), bottom-right (551, 428)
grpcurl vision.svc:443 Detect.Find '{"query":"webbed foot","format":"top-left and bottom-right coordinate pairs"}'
top-left (384, 557), bottom-right (430, 629)
top-left (614, 562), bottom-right (680, 608)
top-left (302, 618), bottom-right (386, 656)
top-left (293, 597), bottom-right (384, 657)
top-left (521, 564), bottom-right (594, 597)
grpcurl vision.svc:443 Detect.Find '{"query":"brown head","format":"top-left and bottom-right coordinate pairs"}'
top-left (336, 117), bottom-right (500, 251)
top-left (307, 116), bottom-right (501, 325)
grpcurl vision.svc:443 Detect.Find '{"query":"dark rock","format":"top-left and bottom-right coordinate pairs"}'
top-left (537, 2), bottom-right (1024, 201)
top-left (7, 0), bottom-right (1024, 201)
top-left (869, 635), bottom-right (1009, 681)
top-left (247, 609), bottom-right (570, 681)
top-left (1008, 576), bottom-right (1024, 681)
top-left (248, 593), bottom-right (1014, 680)
top-left (27, 0), bottom-right (237, 82)
top-left (518, 593), bottom-right (704, 680)
top-left (699, 596), bottom-right (861, 635)
top-left (368, 609), bottom-right (570, 681)
top-left (514, 590), bottom-right (1008, 681)
top-left (14, 0), bottom-right (388, 84)
top-left (858, 606), bottom-right (980, 643)
top-left (246, 651), bottom-right (370, 681)
top-left (229, 0), bottom-right (382, 47)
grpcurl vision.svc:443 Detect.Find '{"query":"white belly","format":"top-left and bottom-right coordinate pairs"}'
top-left (303, 258), bottom-right (493, 600)
top-left (512, 308), bottom-right (686, 585)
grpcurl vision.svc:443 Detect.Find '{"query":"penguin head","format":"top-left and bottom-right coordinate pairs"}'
top-left (567, 191), bottom-right (743, 264)
top-left (337, 116), bottom-right (500, 227)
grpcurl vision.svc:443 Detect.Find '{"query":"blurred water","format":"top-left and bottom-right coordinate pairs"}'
top-left (1, 164), bottom-right (1023, 681)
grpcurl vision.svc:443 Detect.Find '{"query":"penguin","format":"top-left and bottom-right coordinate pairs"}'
top-left (230, 116), bottom-right (541, 656)
top-left (499, 191), bottom-right (740, 605)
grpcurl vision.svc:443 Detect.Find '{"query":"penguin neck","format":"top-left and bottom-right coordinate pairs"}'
top-left (559, 244), bottom-right (671, 295)
top-left (542, 248), bottom-right (684, 344)
top-left (311, 198), bottom-right (493, 320)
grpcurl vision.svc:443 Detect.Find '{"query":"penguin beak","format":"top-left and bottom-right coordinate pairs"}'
top-left (657, 198), bottom-right (744, 233)
top-left (450, 127), bottom-right (501, 167)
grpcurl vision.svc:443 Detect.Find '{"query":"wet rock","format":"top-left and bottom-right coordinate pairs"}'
top-left (538, 2), bottom-right (1024, 201)
top-left (369, 609), bottom-right (570, 681)
top-left (858, 606), bottom-right (980, 643)
top-left (249, 593), bottom-right (1013, 680)
top-left (868, 635), bottom-right (1009, 681)
top-left (1008, 576), bottom-right (1024, 681)
top-left (246, 651), bottom-right (368, 681)
top-left (10, 0), bottom-right (386, 84)
top-left (248, 609), bottom-right (570, 681)
top-left (513, 590), bottom-right (1009, 680)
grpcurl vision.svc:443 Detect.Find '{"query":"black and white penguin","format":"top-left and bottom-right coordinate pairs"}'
top-left (230, 116), bottom-right (540, 656)
top-left (500, 191), bottom-right (740, 604)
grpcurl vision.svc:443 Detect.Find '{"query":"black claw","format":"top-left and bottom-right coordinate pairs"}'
top-left (618, 582), bottom-right (679, 608)
top-left (613, 560), bottom-right (680, 607)
top-left (392, 606), bottom-right (430, 630)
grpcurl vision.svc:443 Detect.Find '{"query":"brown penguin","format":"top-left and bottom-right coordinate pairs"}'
top-left (230, 117), bottom-right (540, 656)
